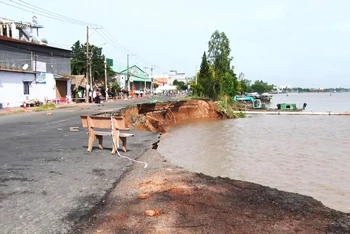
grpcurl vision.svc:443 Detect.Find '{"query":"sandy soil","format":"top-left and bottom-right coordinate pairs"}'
top-left (73, 149), bottom-right (349, 234)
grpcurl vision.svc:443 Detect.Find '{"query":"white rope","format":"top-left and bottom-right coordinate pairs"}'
top-left (111, 117), bottom-right (148, 168)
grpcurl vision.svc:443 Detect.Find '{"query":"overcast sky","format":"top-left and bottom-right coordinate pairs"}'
top-left (1, 0), bottom-right (349, 88)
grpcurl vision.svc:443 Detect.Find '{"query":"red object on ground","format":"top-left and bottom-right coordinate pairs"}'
top-left (23, 102), bottom-right (27, 111)
top-left (6, 103), bottom-right (10, 112)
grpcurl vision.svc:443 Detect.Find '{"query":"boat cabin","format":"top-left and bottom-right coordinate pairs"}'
top-left (277, 103), bottom-right (297, 110)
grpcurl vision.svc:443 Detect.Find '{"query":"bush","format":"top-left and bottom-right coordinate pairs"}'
top-left (215, 95), bottom-right (245, 118)
top-left (35, 103), bottom-right (56, 112)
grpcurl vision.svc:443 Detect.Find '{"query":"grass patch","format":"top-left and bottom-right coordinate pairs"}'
top-left (35, 103), bottom-right (56, 112)
top-left (235, 111), bottom-right (246, 118)
top-left (13, 110), bottom-right (25, 114)
top-left (215, 95), bottom-right (246, 119)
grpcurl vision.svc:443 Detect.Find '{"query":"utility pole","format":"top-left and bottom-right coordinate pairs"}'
top-left (104, 57), bottom-right (108, 101)
top-left (34, 55), bottom-right (38, 84)
top-left (126, 54), bottom-right (130, 93)
top-left (195, 65), bottom-right (198, 85)
top-left (150, 66), bottom-right (154, 95)
top-left (143, 67), bottom-right (148, 90)
top-left (85, 26), bottom-right (89, 103)
top-left (90, 57), bottom-right (93, 102)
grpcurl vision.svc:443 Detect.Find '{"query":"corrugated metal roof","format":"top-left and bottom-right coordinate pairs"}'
top-left (0, 36), bottom-right (71, 53)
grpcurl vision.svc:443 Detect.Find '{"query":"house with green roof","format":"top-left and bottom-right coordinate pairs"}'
top-left (113, 65), bottom-right (152, 91)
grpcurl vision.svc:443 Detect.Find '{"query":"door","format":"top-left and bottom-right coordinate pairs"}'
top-left (56, 80), bottom-right (67, 98)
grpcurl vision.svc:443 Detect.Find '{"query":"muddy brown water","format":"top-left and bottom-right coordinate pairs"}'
top-left (158, 114), bottom-right (350, 213)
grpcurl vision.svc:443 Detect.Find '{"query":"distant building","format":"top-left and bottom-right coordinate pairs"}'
top-left (168, 70), bottom-right (187, 84)
top-left (113, 65), bottom-right (151, 90)
top-left (152, 74), bottom-right (170, 86)
top-left (0, 17), bottom-right (72, 108)
top-left (279, 85), bottom-right (292, 90)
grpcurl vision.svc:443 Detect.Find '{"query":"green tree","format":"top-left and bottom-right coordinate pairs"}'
top-left (175, 81), bottom-right (187, 90)
top-left (207, 30), bottom-right (238, 100)
top-left (71, 41), bottom-right (86, 75)
top-left (240, 79), bottom-right (252, 93)
top-left (190, 80), bottom-right (203, 97)
top-left (70, 40), bottom-right (115, 83)
top-left (237, 73), bottom-right (252, 93)
top-left (197, 51), bottom-right (213, 98)
top-left (251, 80), bottom-right (274, 94)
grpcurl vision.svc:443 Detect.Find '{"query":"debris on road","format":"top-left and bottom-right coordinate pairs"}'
top-left (70, 127), bottom-right (80, 132)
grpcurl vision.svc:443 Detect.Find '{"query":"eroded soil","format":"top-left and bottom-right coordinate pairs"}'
top-left (73, 149), bottom-right (349, 234)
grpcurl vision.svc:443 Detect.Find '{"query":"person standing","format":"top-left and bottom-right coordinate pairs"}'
top-left (92, 89), bottom-right (97, 102)
top-left (95, 89), bottom-right (101, 104)
top-left (89, 89), bottom-right (93, 103)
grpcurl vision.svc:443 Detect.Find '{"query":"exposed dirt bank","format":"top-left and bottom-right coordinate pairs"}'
top-left (74, 149), bottom-right (349, 234)
top-left (79, 99), bottom-right (350, 233)
top-left (97, 99), bottom-right (224, 133)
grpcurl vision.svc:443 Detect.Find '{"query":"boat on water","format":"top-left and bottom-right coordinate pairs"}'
top-left (233, 95), bottom-right (264, 109)
top-left (276, 103), bottom-right (307, 111)
top-left (260, 93), bottom-right (273, 103)
top-left (234, 94), bottom-right (307, 112)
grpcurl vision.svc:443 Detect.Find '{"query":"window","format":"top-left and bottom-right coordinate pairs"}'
top-left (23, 82), bottom-right (30, 95)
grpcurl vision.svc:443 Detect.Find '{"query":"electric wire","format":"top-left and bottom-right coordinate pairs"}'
top-left (0, 0), bottom-right (163, 72)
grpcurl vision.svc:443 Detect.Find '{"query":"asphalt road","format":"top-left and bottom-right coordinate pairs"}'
top-left (0, 97), bottom-right (175, 234)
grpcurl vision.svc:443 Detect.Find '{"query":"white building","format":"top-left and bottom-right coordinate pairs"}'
top-left (0, 71), bottom-right (71, 107)
top-left (168, 70), bottom-right (187, 84)
top-left (0, 17), bottom-right (72, 108)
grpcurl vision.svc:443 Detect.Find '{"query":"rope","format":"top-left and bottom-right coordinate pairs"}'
top-left (111, 117), bottom-right (148, 168)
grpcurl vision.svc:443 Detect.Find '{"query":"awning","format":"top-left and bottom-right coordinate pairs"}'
top-left (130, 76), bottom-right (151, 82)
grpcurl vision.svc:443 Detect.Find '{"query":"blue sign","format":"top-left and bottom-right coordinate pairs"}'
top-left (36, 73), bottom-right (46, 84)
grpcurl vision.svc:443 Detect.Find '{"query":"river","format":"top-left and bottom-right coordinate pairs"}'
top-left (158, 92), bottom-right (350, 213)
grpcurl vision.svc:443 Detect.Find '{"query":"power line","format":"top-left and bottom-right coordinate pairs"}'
top-left (96, 30), bottom-right (128, 54)
top-left (100, 28), bottom-right (130, 53)
top-left (15, 0), bottom-right (97, 26)
top-left (98, 27), bottom-right (163, 71)
top-left (0, 0), bottom-right (164, 72)
top-left (0, 0), bottom-right (86, 26)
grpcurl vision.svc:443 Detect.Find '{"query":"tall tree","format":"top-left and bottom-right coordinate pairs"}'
top-left (208, 30), bottom-right (232, 74)
top-left (207, 30), bottom-right (238, 100)
top-left (198, 51), bottom-right (213, 98)
top-left (70, 40), bottom-right (115, 82)
top-left (71, 41), bottom-right (86, 75)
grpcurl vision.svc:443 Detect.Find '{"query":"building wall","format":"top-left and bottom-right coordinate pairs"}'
top-left (170, 74), bottom-right (187, 84)
top-left (0, 71), bottom-right (34, 107)
top-left (0, 44), bottom-right (31, 70)
top-left (0, 44), bottom-right (71, 75)
top-left (166, 71), bottom-right (187, 84)
top-left (116, 74), bottom-right (126, 89)
top-left (0, 71), bottom-right (70, 107)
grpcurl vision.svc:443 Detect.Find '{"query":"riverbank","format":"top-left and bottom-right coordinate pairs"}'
top-left (72, 99), bottom-right (349, 233)
top-left (74, 149), bottom-right (349, 233)
top-left (96, 99), bottom-right (225, 133)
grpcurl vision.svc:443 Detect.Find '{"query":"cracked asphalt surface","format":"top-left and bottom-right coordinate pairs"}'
top-left (0, 98), bottom-right (174, 234)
